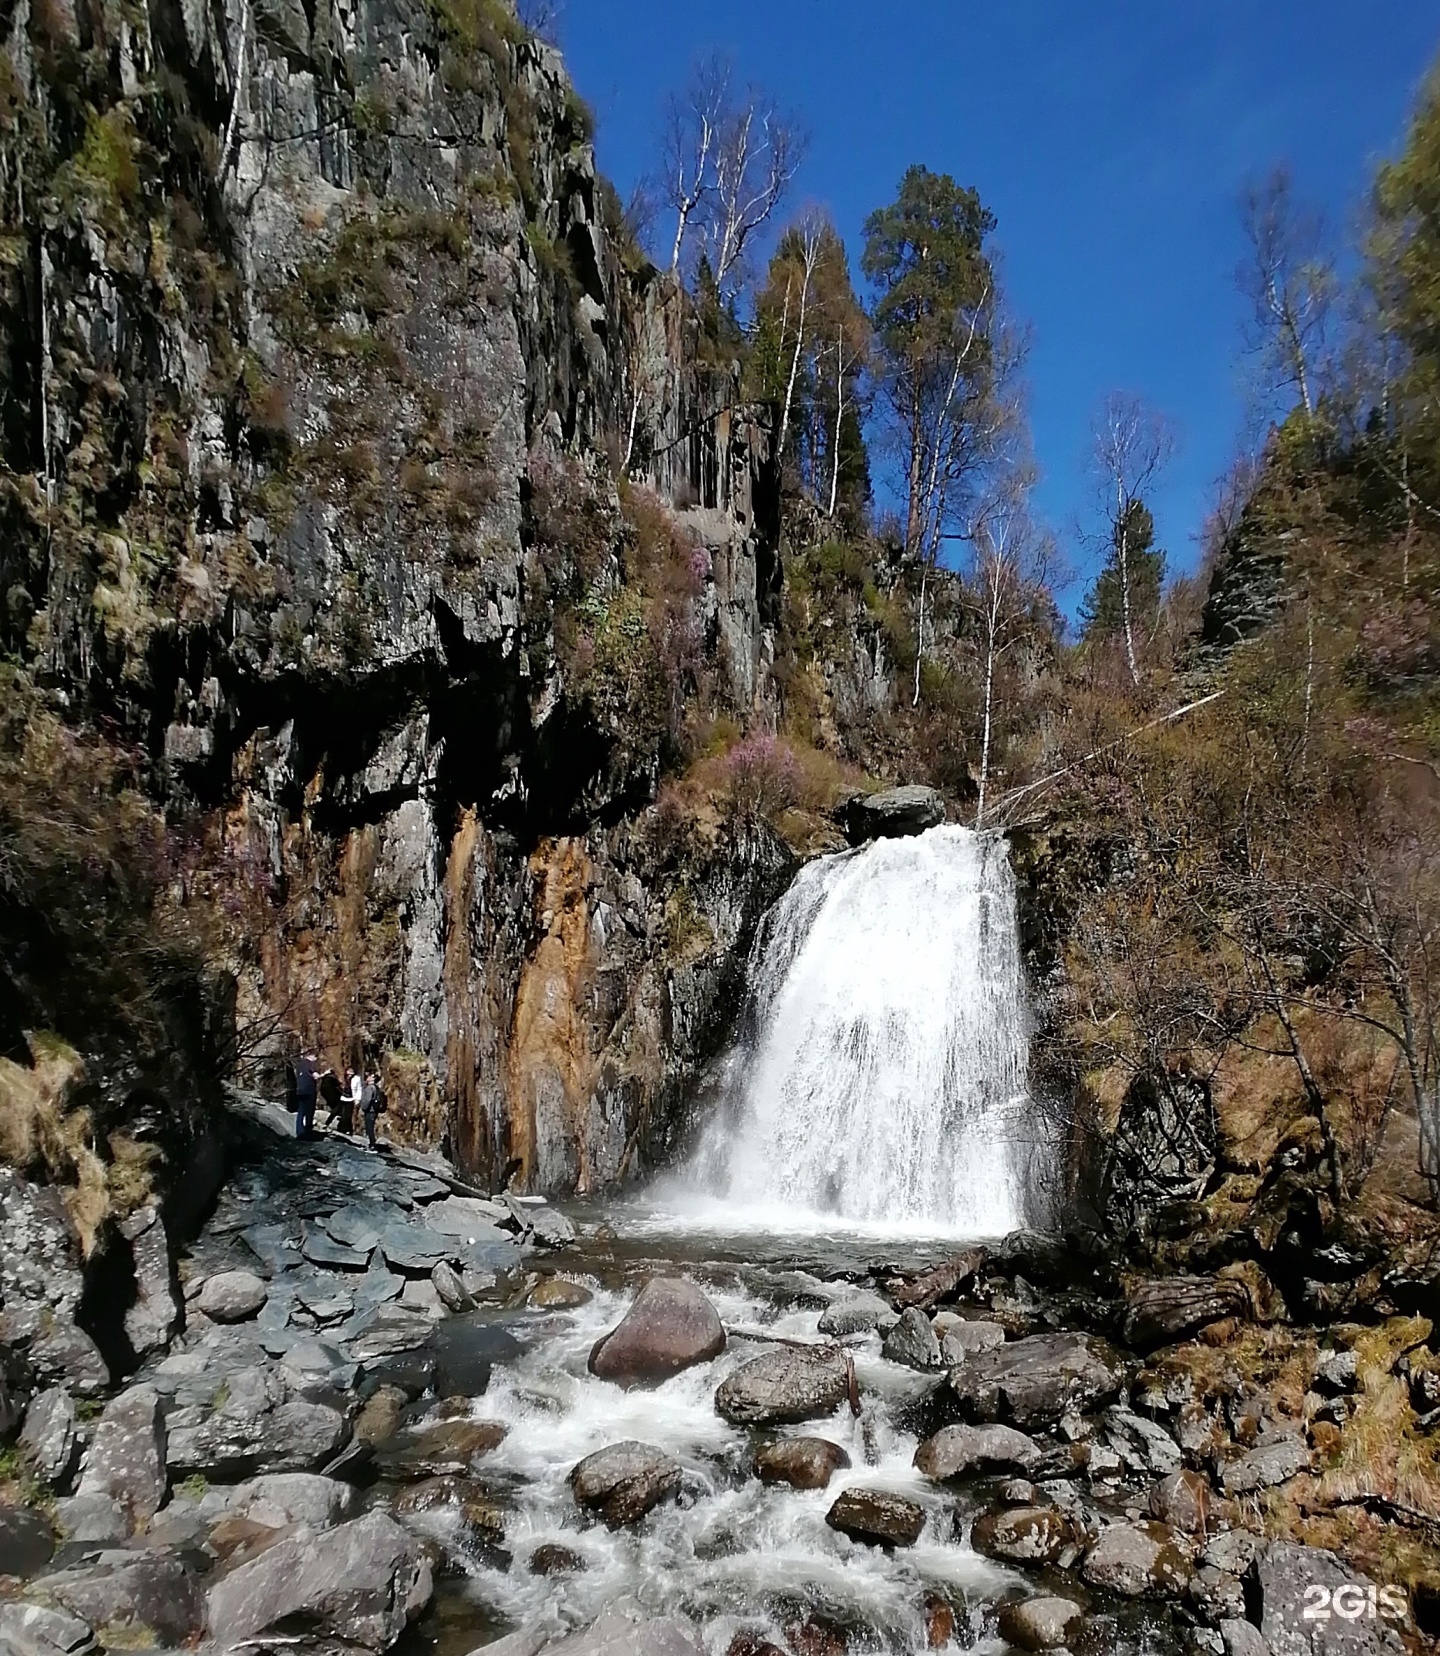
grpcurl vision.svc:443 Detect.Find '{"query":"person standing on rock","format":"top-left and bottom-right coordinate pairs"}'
top-left (338, 1066), bottom-right (361, 1135)
top-left (318, 1063), bottom-right (341, 1132)
top-left (361, 1069), bottom-right (387, 1151)
top-left (294, 1052), bottom-right (319, 1139)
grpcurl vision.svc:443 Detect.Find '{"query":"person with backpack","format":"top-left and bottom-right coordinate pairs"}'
top-left (294, 1052), bottom-right (319, 1139)
top-left (361, 1070), bottom-right (387, 1151)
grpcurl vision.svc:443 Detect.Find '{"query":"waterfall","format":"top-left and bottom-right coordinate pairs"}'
top-left (684, 825), bottom-right (1050, 1235)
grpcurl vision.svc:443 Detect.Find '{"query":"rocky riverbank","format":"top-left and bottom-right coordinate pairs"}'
top-left (1, 1093), bottom-right (1437, 1655)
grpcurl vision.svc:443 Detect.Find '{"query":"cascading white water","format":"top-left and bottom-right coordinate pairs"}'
top-left (684, 824), bottom-right (1049, 1234)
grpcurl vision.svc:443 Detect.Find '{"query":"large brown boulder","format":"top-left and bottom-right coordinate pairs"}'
top-left (825, 1487), bottom-right (926, 1548)
top-left (588, 1278), bottom-right (725, 1388)
top-left (753, 1437), bottom-right (851, 1490)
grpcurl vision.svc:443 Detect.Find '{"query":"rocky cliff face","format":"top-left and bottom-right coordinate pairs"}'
top-left (0, 0), bottom-right (795, 1190)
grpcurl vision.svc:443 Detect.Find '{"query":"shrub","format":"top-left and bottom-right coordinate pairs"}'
top-left (718, 730), bottom-right (801, 821)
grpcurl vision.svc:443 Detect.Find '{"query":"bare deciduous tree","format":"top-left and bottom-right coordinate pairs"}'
top-left (1239, 165), bottom-right (1336, 420)
top-left (659, 56), bottom-right (803, 300)
top-left (1090, 393), bottom-right (1176, 687)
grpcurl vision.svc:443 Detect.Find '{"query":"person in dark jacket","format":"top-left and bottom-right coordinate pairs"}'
top-left (294, 1053), bottom-right (318, 1138)
top-left (318, 1065), bottom-right (342, 1131)
top-left (361, 1072), bottom-right (387, 1151)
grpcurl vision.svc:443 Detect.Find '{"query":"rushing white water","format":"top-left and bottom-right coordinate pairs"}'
top-left (682, 825), bottom-right (1049, 1235)
top-left (433, 1270), bottom-right (1015, 1652)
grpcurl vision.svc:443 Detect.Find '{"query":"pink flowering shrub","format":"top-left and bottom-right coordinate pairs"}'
top-left (719, 730), bottom-right (800, 821)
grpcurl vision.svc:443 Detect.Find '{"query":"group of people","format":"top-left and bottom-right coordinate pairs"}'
top-left (292, 1053), bottom-right (388, 1149)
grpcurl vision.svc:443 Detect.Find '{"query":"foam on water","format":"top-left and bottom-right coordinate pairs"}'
top-left (676, 825), bottom-right (1051, 1235)
top-left (439, 1274), bottom-right (1015, 1653)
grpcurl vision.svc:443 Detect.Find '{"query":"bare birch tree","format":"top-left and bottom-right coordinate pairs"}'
top-left (1089, 393), bottom-right (1176, 687)
top-left (1239, 166), bottom-right (1336, 420)
top-left (658, 57), bottom-right (803, 301)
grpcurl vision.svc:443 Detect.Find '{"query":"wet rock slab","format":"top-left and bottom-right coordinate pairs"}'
top-left (915, 1422), bottom-right (1042, 1480)
top-left (825, 1486), bottom-right (926, 1547)
top-left (715, 1346), bottom-right (850, 1426)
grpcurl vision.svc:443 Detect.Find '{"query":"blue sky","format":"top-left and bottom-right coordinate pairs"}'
top-left (558, 3), bottom-right (1440, 602)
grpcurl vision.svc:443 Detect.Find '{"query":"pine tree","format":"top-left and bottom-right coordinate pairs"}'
top-left (1081, 500), bottom-right (1166, 645)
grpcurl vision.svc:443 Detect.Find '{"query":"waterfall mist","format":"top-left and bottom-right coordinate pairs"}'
top-left (679, 825), bottom-right (1055, 1235)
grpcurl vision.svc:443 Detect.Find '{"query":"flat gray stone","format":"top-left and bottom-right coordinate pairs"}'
top-left (302, 1227), bottom-right (372, 1269)
top-left (0, 1601), bottom-right (97, 1656)
top-left (818, 1292), bottom-right (897, 1337)
top-left (20, 1387), bottom-right (79, 1486)
top-left (379, 1224), bottom-right (453, 1272)
top-left (77, 1384), bottom-right (167, 1531)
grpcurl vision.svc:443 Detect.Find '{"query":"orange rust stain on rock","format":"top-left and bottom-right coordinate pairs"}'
top-left (507, 838), bottom-right (598, 1192)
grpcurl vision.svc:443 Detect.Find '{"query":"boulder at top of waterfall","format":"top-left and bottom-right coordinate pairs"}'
top-left (881, 1307), bottom-right (942, 1370)
top-left (1081, 1521), bottom-right (1194, 1599)
top-left (569, 1441), bottom-right (683, 1528)
top-left (914, 1422), bottom-right (1043, 1480)
top-left (840, 785), bottom-right (946, 842)
top-left (588, 1278), bottom-right (726, 1387)
top-left (206, 1510), bottom-right (432, 1650)
top-left (753, 1437), bottom-right (851, 1490)
top-left (998, 1597), bottom-right (1085, 1652)
top-left (715, 1347), bottom-right (851, 1426)
top-left (825, 1486), bottom-right (926, 1548)
top-left (1121, 1275), bottom-right (1251, 1351)
top-left (950, 1331), bottom-right (1126, 1426)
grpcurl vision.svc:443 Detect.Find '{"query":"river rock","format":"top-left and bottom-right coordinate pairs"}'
top-left (504, 1196), bottom-right (577, 1249)
top-left (20, 1388), bottom-right (79, 1487)
top-left (915, 1422), bottom-right (1042, 1480)
top-left (1250, 1540), bottom-right (1405, 1655)
top-left (998, 1596), bottom-right (1085, 1651)
top-left (941, 1319), bottom-right (1006, 1362)
top-left (206, 1510), bottom-right (432, 1650)
top-left (1149, 1469), bottom-right (1212, 1535)
top-left (76, 1384), bottom-right (167, 1531)
top-left (881, 1306), bottom-right (941, 1370)
top-left (30, 1550), bottom-right (206, 1646)
top-left (1220, 1435), bottom-right (1310, 1495)
top-left (531, 1277), bottom-right (594, 1309)
top-left (753, 1437), bottom-right (851, 1489)
top-left (825, 1487), bottom-right (926, 1547)
top-left (589, 1278), bottom-right (726, 1386)
top-left (167, 1375), bottom-right (347, 1476)
top-left (197, 1270), bottom-right (269, 1322)
top-left (841, 785), bottom-right (945, 841)
top-left (355, 1385), bottom-right (408, 1445)
top-left (0, 1602), bottom-right (96, 1656)
top-left (570, 1441), bottom-right (683, 1527)
top-left (817, 1292), bottom-right (896, 1336)
top-left (324, 1205), bottom-right (390, 1251)
top-left (889, 1247), bottom-right (987, 1310)
top-left (529, 1542), bottom-right (588, 1576)
top-left (302, 1227), bottom-right (372, 1269)
top-left (715, 1346), bottom-right (850, 1426)
top-left (0, 1507), bottom-right (56, 1578)
top-left (343, 1303), bottom-right (436, 1360)
top-left (950, 1331), bottom-right (1126, 1426)
top-left (1100, 1406), bottom-right (1183, 1476)
top-left (431, 1262), bottom-right (474, 1313)
top-left (230, 1472), bottom-right (360, 1529)
top-left (481, 1601), bottom-right (704, 1656)
top-left (972, 1505), bottom-right (1084, 1566)
top-left (375, 1418), bottom-right (507, 1478)
top-left (1122, 1275), bottom-right (1251, 1351)
top-left (118, 1206), bottom-right (182, 1360)
top-left (1081, 1521), bottom-right (1193, 1598)
top-left (393, 1476), bottom-right (505, 1543)
top-left (1219, 1621), bottom-right (1271, 1656)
